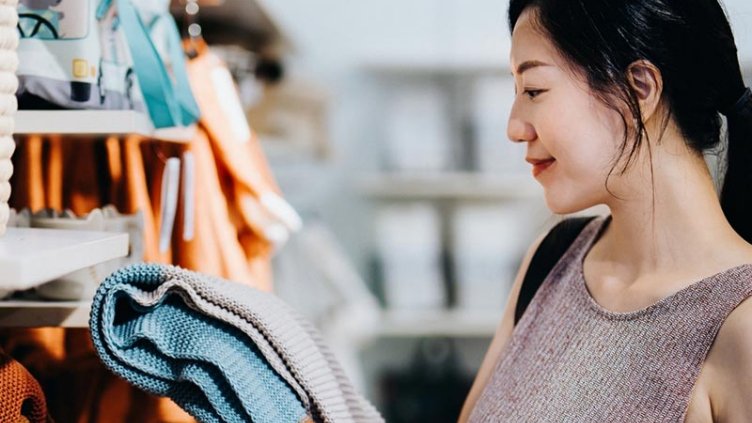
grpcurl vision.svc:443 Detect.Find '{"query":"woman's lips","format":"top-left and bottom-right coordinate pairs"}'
top-left (532, 159), bottom-right (555, 177)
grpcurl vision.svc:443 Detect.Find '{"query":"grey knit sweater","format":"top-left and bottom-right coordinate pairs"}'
top-left (90, 264), bottom-right (384, 423)
top-left (469, 215), bottom-right (752, 422)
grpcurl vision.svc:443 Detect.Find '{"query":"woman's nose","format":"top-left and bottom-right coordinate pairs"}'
top-left (507, 116), bottom-right (536, 143)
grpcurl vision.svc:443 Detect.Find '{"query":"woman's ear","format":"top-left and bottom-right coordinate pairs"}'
top-left (627, 60), bottom-right (664, 121)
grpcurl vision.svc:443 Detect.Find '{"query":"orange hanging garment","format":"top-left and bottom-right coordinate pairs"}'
top-left (44, 136), bottom-right (63, 211)
top-left (0, 327), bottom-right (193, 423)
top-left (185, 42), bottom-right (300, 291)
top-left (0, 350), bottom-right (49, 423)
top-left (172, 127), bottom-right (257, 287)
top-left (9, 135), bottom-right (45, 211)
top-left (10, 135), bottom-right (106, 214)
top-left (10, 134), bottom-right (172, 263)
top-left (187, 44), bottom-right (281, 196)
top-left (108, 135), bottom-right (168, 263)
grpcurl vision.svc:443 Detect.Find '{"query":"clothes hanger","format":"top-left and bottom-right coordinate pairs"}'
top-left (183, 0), bottom-right (202, 59)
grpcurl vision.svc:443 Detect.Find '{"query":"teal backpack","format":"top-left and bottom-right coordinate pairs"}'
top-left (16, 0), bottom-right (199, 129)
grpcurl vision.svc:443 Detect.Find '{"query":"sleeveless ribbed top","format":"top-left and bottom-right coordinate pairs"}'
top-left (469, 215), bottom-right (752, 422)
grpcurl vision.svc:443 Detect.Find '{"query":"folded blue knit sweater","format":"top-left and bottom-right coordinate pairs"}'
top-left (89, 263), bottom-right (383, 423)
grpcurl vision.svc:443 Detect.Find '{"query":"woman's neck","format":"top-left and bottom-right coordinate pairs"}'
top-left (596, 132), bottom-right (752, 283)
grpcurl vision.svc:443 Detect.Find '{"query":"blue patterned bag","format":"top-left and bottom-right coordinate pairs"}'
top-left (16, 0), bottom-right (200, 129)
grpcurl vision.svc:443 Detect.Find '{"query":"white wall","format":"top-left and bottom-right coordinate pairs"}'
top-left (261, 0), bottom-right (511, 279)
top-left (266, 0), bottom-right (752, 71)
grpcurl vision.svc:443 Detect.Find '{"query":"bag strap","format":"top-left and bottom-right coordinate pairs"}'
top-left (162, 15), bottom-right (201, 124)
top-left (110, 0), bottom-right (199, 129)
top-left (513, 215), bottom-right (599, 325)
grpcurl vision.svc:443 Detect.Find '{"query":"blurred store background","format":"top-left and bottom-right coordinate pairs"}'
top-left (190, 0), bottom-right (752, 421)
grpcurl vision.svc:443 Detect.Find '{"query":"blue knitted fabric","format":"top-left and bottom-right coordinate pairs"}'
top-left (89, 265), bottom-right (309, 423)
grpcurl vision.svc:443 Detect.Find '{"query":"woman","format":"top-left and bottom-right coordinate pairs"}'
top-left (459, 0), bottom-right (752, 421)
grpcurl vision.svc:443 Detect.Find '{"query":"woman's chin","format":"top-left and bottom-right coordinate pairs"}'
top-left (543, 193), bottom-right (595, 216)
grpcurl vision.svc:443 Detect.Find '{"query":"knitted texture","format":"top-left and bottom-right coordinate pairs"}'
top-left (470, 215), bottom-right (752, 422)
top-left (0, 351), bottom-right (48, 423)
top-left (89, 263), bottom-right (383, 423)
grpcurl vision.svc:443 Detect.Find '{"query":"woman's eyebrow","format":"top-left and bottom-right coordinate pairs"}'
top-left (510, 60), bottom-right (553, 76)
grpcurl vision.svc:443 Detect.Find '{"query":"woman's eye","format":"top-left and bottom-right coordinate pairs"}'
top-left (524, 89), bottom-right (545, 99)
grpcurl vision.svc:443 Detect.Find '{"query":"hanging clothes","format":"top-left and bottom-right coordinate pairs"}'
top-left (0, 350), bottom-right (49, 423)
top-left (0, 327), bottom-right (194, 422)
top-left (171, 128), bottom-right (258, 286)
top-left (186, 42), bottom-right (281, 196)
top-left (11, 137), bottom-right (284, 291)
top-left (176, 39), bottom-right (303, 292)
top-left (6, 114), bottom-right (289, 423)
top-left (8, 136), bottom-right (192, 421)
top-left (6, 36), bottom-right (296, 423)
top-left (10, 134), bottom-right (44, 211)
top-left (116, 135), bottom-right (179, 264)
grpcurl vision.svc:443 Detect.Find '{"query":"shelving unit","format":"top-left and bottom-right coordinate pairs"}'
top-left (357, 172), bottom-right (542, 200)
top-left (0, 228), bottom-right (128, 291)
top-left (171, 0), bottom-right (225, 6)
top-left (375, 309), bottom-right (501, 338)
top-left (15, 110), bottom-right (196, 143)
top-left (0, 228), bottom-right (128, 328)
top-left (0, 299), bottom-right (90, 328)
top-left (361, 60), bottom-right (509, 76)
top-left (354, 50), bottom-right (548, 417)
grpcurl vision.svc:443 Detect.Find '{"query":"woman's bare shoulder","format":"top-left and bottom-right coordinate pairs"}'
top-left (704, 292), bottom-right (752, 422)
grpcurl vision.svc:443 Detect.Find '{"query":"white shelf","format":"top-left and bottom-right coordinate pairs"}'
top-left (0, 228), bottom-right (128, 292)
top-left (361, 60), bottom-right (509, 76)
top-left (357, 172), bottom-right (542, 200)
top-left (171, 0), bottom-right (225, 6)
top-left (14, 110), bottom-right (196, 143)
top-left (375, 309), bottom-right (502, 338)
top-left (0, 299), bottom-right (90, 328)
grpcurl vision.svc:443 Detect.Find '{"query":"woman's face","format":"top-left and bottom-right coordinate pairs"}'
top-left (508, 9), bottom-right (628, 214)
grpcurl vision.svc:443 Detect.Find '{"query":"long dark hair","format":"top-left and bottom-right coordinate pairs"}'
top-left (509, 0), bottom-right (752, 243)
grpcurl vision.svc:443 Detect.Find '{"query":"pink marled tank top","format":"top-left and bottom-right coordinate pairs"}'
top-left (469, 215), bottom-right (752, 422)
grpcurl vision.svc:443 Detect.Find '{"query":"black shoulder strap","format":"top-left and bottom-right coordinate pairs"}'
top-left (513, 215), bottom-right (599, 325)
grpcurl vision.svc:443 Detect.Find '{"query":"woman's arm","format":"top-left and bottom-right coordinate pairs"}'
top-left (706, 296), bottom-right (752, 422)
top-left (457, 230), bottom-right (548, 423)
